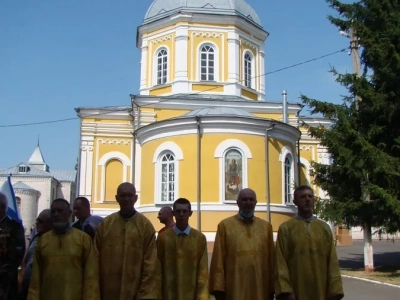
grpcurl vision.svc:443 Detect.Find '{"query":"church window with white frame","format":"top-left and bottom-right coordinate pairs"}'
top-left (156, 48), bottom-right (168, 85)
top-left (159, 152), bottom-right (176, 203)
top-left (284, 154), bottom-right (293, 204)
top-left (244, 51), bottom-right (253, 88)
top-left (200, 44), bottom-right (215, 81)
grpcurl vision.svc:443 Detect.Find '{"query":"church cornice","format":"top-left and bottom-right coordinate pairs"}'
top-left (135, 115), bottom-right (301, 146)
top-left (150, 34), bottom-right (173, 44)
top-left (240, 37), bottom-right (258, 50)
top-left (137, 13), bottom-right (268, 48)
top-left (131, 95), bottom-right (302, 115)
top-left (192, 31), bottom-right (224, 38)
top-left (15, 189), bottom-right (40, 196)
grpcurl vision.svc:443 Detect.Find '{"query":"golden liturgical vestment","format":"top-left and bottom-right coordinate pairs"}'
top-left (157, 228), bottom-right (209, 300)
top-left (209, 215), bottom-right (275, 300)
top-left (95, 212), bottom-right (162, 300)
top-left (27, 228), bottom-right (99, 300)
top-left (275, 217), bottom-right (344, 300)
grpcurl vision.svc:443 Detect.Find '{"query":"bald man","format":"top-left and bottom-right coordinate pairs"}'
top-left (209, 188), bottom-right (275, 300)
top-left (95, 182), bottom-right (162, 300)
top-left (157, 207), bottom-right (175, 234)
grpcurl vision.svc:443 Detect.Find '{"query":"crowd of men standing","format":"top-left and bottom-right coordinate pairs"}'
top-left (0, 182), bottom-right (344, 300)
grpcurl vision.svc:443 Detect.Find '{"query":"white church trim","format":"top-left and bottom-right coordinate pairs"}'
top-left (279, 146), bottom-right (296, 205)
top-left (152, 141), bottom-right (184, 162)
top-left (299, 157), bottom-right (311, 186)
top-left (98, 151), bottom-right (131, 202)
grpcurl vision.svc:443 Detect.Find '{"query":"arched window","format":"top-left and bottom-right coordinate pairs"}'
top-left (159, 152), bottom-right (176, 203)
top-left (156, 48), bottom-right (168, 85)
top-left (244, 52), bottom-right (253, 88)
top-left (224, 148), bottom-right (243, 201)
top-left (284, 155), bottom-right (292, 204)
top-left (200, 45), bottom-right (215, 81)
top-left (214, 139), bottom-right (252, 203)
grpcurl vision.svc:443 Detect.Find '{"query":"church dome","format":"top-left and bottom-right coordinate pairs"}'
top-left (144, 0), bottom-right (261, 26)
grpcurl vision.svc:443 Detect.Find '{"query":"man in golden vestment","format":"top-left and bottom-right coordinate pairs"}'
top-left (209, 188), bottom-right (275, 300)
top-left (275, 185), bottom-right (344, 300)
top-left (95, 182), bottom-right (161, 300)
top-left (27, 198), bottom-right (99, 300)
top-left (157, 206), bottom-right (175, 234)
top-left (157, 198), bottom-right (209, 300)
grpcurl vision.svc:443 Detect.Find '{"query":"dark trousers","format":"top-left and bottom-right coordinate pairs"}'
top-left (0, 268), bottom-right (18, 300)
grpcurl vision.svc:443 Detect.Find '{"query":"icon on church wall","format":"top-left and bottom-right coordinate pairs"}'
top-left (225, 149), bottom-right (242, 200)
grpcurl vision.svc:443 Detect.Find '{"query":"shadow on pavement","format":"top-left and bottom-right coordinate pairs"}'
top-left (337, 240), bottom-right (400, 272)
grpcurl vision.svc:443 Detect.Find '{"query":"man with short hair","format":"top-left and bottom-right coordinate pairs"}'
top-left (210, 188), bottom-right (275, 300)
top-left (274, 185), bottom-right (344, 300)
top-left (18, 209), bottom-right (52, 300)
top-left (0, 192), bottom-right (25, 300)
top-left (157, 206), bottom-right (175, 234)
top-left (157, 198), bottom-right (208, 300)
top-left (72, 197), bottom-right (102, 239)
top-left (27, 198), bottom-right (99, 300)
top-left (95, 182), bottom-right (161, 300)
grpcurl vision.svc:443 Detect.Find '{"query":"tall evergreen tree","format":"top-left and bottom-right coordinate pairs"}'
top-left (302, 0), bottom-right (400, 271)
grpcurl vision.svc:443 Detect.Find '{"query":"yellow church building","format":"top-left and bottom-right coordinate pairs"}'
top-left (75, 0), bottom-right (333, 241)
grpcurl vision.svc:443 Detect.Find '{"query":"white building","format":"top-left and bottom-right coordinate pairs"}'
top-left (0, 144), bottom-right (76, 234)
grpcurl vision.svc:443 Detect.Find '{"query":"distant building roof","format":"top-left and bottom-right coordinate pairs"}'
top-left (13, 181), bottom-right (38, 192)
top-left (144, 0), bottom-right (262, 26)
top-left (184, 107), bottom-right (255, 118)
top-left (27, 146), bottom-right (46, 164)
top-left (50, 170), bottom-right (77, 182)
top-left (0, 164), bottom-right (51, 177)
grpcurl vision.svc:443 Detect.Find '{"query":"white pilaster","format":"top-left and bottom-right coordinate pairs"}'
top-left (134, 142), bottom-right (142, 205)
top-left (259, 50), bottom-right (266, 100)
top-left (140, 41), bottom-right (148, 92)
top-left (175, 26), bottom-right (189, 80)
top-left (173, 26), bottom-right (189, 94)
top-left (226, 31), bottom-right (240, 96)
top-left (227, 32), bottom-right (240, 82)
top-left (79, 136), bottom-right (94, 203)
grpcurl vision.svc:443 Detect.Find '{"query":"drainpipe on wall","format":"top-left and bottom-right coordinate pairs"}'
top-left (130, 95), bottom-right (139, 186)
top-left (265, 124), bottom-right (275, 223)
top-left (282, 90), bottom-right (288, 124)
top-left (75, 113), bottom-right (82, 199)
top-left (297, 138), bottom-right (301, 187)
top-left (196, 116), bottom-right (202, 231)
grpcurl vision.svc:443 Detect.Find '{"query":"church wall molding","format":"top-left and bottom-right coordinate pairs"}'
top-left (137, 13), bottom-right (268, 48)
top-left (136, 116), bottom-right (300, 147)
top-left (132, 95), bottom-right (302, 114)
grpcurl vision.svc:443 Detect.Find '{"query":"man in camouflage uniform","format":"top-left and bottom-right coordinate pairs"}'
top-left (0, 192), bottom-right (25, 300)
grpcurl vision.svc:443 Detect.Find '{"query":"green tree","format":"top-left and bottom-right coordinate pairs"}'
top-left (302, 0), bottom-right (400, 271)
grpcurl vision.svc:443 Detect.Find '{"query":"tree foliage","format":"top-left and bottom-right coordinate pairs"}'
top-left (302, 0), bottom-right (400, 233)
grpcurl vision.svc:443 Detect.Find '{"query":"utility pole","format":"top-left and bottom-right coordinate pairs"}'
top-left (341, 27), bottom-right (374, 272)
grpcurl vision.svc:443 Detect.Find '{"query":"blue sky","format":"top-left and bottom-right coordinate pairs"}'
top-left (0, 0), bottom-right (352, 170)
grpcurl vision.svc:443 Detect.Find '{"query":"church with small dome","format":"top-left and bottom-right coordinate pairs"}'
top-left (75, 0), bottom-right (341, 242)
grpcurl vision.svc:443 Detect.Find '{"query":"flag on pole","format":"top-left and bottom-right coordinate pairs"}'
top-left (0, 175), bottom-right (22, 222)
